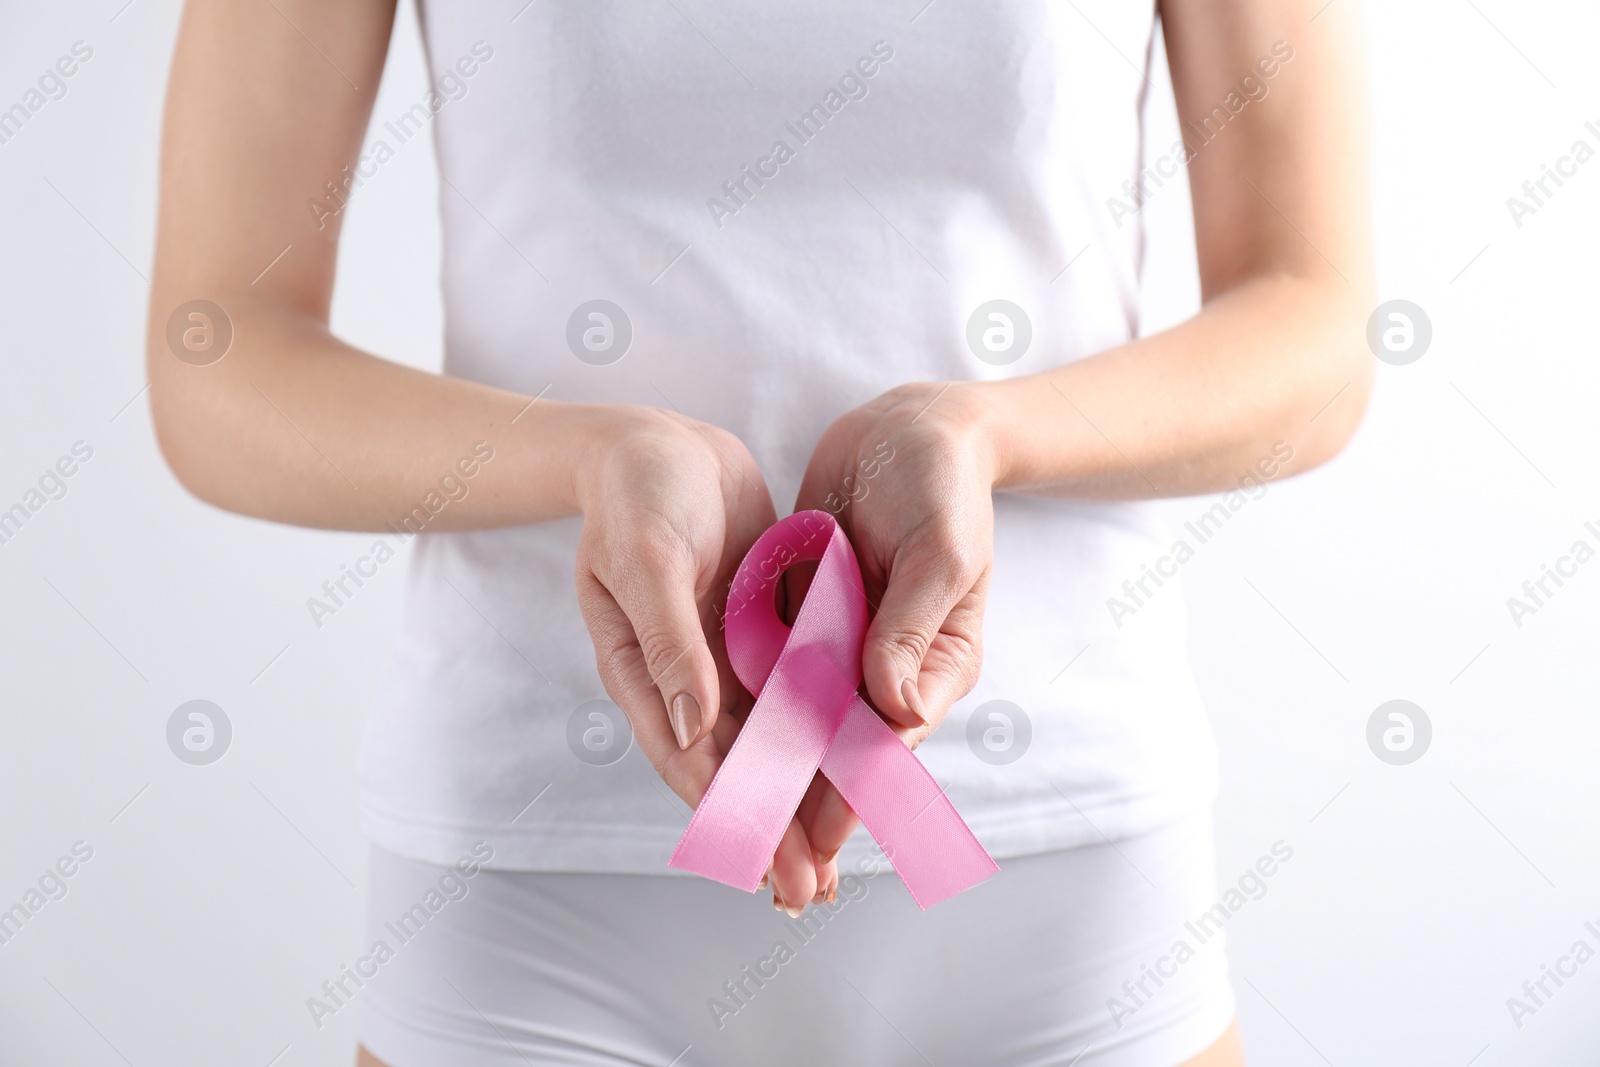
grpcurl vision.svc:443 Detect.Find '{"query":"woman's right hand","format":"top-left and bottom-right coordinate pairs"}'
top-left (572, 407), bottom-right (820, 914)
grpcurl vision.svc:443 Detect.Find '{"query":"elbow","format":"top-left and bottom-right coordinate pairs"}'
top-left (145, 335), bottom-right (238, 512)
top-left (146, 365), bottom-right (210, 505)
top-left (1307, 341), bottom-right (1374, 468)
top-left (1287, 286), bottom-right (1377, 475)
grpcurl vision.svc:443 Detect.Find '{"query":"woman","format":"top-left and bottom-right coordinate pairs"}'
top-left (148, 0), bottom-right (1369, 1063)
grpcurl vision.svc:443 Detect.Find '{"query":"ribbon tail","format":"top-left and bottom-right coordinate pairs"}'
top-left (821, 696), bottom-right (1000, 910)
top-left (669, 644), bottom-right (858, 893)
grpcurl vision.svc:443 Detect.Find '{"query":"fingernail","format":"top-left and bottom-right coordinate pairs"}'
top-left (900, 678), bottom-right (927, 725)
top-left (773, 884), bottom-right (803, 918)
top-left (669, 692), bottom-right (701, 750)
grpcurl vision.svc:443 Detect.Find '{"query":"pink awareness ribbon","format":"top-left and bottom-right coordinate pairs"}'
top-left (669, 510), bottom-right (998, 909)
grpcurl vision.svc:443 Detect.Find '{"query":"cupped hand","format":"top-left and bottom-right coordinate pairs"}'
top-left (572, 406), bottom-right (819, 914)
top-left (787, 383), bottom-right (1001, 901)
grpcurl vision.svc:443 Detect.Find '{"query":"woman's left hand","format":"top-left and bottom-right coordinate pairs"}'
top-left (787, 382), bottom-right (1001, 903)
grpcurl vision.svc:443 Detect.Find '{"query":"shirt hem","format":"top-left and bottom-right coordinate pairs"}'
top-left (359, 786), bottom-right (1217, 877)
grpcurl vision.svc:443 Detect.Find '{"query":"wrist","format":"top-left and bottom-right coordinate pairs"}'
top-left (560, 402), bottom-right (638, 516)
top-left (566, 403), bottom-right (705, 517)
top-left (945, 381), bottom-right (1013, 490)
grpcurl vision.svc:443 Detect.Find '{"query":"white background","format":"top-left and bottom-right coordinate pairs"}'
top-left (2, 1), bottom-right (1597, 1064)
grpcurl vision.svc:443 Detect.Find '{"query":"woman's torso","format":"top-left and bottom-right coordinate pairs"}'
top-left (359, 0), bottom-right (1217, 874)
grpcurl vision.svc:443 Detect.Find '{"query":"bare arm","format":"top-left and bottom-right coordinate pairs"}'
top-left (793, 0), bottom-right (1373, 886)
top-left (148, 0), bottom-right (824, 910)
top-left (981, 0), bottom-right (1374, 495)
top-left (147, 0), bottom-right (592, 529)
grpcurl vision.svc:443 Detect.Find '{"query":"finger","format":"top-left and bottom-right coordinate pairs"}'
top-left (814, 852), bottom-right (839, 906)
top-left (708, 459), bottom-right (776, 717)
top-left (904, 581), bottom-right (988, 725)
top-left (575, 570), bottom-right (719, 808)
top-left (704, 593), bottom-right (748, 729)
top-left (801, 776), bottom-right (856, 903)
top-left (769, 815), bottom-right (817, 918)
top-left (862, 541), bottom-right (981, 729)
top-left (606, 547), bottom-right (722, 749)
top-left (804, 778), bottom-right (859, 861)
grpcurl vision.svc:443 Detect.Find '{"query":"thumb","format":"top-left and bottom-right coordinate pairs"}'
top-left (860, 544), bottom-right (974, 729)
top-left (616, 558), bottom-right (721, 752)
top-left (577, 553), bottom-right (720, 783)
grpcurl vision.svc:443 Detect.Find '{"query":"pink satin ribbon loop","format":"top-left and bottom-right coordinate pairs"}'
top-left (668, 510), bottom-right (998, 909)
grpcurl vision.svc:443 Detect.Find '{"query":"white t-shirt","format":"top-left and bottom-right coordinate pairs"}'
top-left (358, 0), bottom-right (1218, 874)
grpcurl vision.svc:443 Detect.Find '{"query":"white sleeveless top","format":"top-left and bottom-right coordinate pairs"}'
top-left (358, 0), bottom-right (1218, 874)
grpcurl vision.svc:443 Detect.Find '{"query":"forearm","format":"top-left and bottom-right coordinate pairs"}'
top-left (146, 0), bottom-right (594, 534)
top-left (969, 0), bottom-right (1377, 502)
top-left (147, 297), bottom-right (605, 532)
top-left (974, 273), bottom-right (1372, 500)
